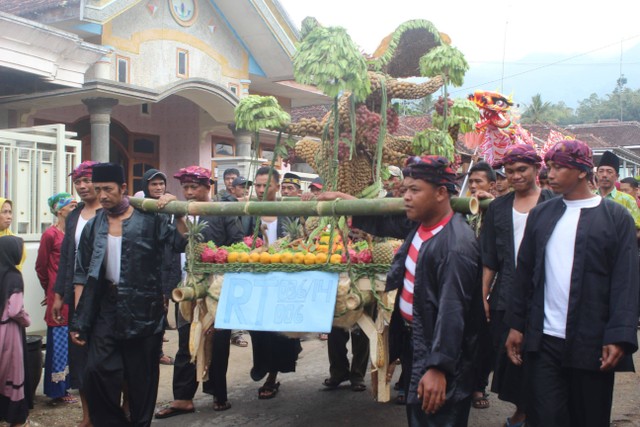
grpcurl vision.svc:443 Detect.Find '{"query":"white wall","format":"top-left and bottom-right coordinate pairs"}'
top-left (22, 241), bottom-right (47, 334)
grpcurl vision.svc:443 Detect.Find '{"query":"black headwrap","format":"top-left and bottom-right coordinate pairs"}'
top-left (402, 155), bottom-right (458, 193)
top-left (0, 235), bottom-right (24, 314)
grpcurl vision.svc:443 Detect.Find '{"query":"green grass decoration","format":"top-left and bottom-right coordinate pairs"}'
top-left (293, 26), bottom-right (371, 101)
top-left (234, 95), bottom-right (291, 133)
top-left (431, 98), bottom-right (480, 134)
top-left (412, 129), bottom-right (455, 161)
top-left (419, 44), bottom-right (469, 88)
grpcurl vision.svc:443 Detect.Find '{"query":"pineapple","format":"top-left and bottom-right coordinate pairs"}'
top-left (372, 241), bottom-right (395, 264)
top-left (185, 217), bottom-right (208, 265)
top-left (302, 216), bottom-right (320, 238)
top-left (282, 217), bottom-right (303, 241)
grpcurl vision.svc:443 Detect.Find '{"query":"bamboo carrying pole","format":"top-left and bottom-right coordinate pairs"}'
top-left (129, 196), bottom-right (481, 217)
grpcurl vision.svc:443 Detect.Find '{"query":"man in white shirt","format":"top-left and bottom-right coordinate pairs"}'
top-left (505, 140), bottom-right (639, 427)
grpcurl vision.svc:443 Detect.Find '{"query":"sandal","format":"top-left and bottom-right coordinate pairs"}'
top-left (258, 381), bottom-right (280, 399)
top-left (472, 391), bottom-right (490, 409)
top-left (322, 376), bottom-right (349, 389)
top-left (231, 335), bottom-right (248, 347)
top-left (154, 405), bottom-right (196, 419)
top-left (213, 400), bottom-right (231, 411)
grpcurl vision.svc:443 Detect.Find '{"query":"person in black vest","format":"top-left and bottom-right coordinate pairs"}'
top-left (70, 163), bottom-right (188, 427)
top-left (505, 140), bottom-right (639, 427)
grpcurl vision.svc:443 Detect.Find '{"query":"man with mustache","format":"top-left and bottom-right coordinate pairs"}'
top-left (595, 151), bottom-right (640, 237)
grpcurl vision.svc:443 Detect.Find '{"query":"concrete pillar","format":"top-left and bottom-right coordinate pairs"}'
top-left (229, 124), bottom-right (253, 157)
top-left (82, 98), bottom-right (118, 162)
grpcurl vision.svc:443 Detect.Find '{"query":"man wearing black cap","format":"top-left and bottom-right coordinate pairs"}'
top-left (318, 156), bottom-right (483, 426)
top-left (69, 163), bottom-right (188, 427)
top-left (229, 176), bottom-right (252, 201)
top-left (281, 172), bottom-right (302, 197)
top-left (596, 151), bottom-right (640, 233)
top-left (214, 168), bottom-right (240, 201)
top-left (495, 168), bottom-right (511, 196)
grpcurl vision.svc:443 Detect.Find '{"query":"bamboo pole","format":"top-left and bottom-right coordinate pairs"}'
top-left (129, 196), bottom-right (482, 217)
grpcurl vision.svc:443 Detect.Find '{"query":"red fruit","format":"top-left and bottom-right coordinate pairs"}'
top-left (348, 249), bottom-right (359, 264)
top-left (358, 249), bottom-right (373, 264)
top-left (255, 237), bottom-right (264, 248)
top-left (214, 248), bottom-right (228, 264)
top-left (201, 248), bottom-right (217, 263)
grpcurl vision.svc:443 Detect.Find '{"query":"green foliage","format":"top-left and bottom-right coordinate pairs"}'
top-left (394, 95), bottom-right (433, 116)
top-left (412, 129), bottom-right (455, 160)
top-left (432, 98), bottom-right (479, 133)
top-left (293, 26), bottom-right (371, 101)
top-left (419, 45), bottom-right (469, 87)
top-left (234, 95), bottom-right (291, 133)
top-left (300, 16), bottom-right (320, 40)
top-left (575, 88), bottom-right (640, 123)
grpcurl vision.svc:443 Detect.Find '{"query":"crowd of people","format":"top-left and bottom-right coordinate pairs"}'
top-left (0, 141), bottom-right (638, 427)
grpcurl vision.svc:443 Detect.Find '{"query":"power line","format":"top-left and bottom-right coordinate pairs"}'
top-left (451, 33), bottom-right (640, 95)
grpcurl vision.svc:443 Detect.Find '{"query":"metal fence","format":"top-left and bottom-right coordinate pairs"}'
top-left (0, 124), bottom-right (81, 240)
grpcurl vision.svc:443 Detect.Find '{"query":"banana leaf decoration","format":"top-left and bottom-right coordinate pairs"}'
top-left (234, 95), bottom-right (291, 133)
top-left (293, 25), bottom-right (371, 102)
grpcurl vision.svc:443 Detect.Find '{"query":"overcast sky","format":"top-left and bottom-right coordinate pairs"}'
top-left (278, 0), bottom-right (640, 70)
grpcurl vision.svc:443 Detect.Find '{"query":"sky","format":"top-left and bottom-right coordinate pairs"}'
top-left (277, 0), bottom-right (640, 106)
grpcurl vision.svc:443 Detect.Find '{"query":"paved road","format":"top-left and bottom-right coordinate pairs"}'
top-left (29, 328), bottom-right (640, 426)
top-left (151, 331), bottom-right (640, 427)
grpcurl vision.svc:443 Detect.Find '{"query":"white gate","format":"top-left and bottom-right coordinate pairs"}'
top-left (0, 124), bottom-right (81, 240)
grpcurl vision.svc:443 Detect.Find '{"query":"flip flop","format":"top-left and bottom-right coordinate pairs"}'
top-left (213, 400), bottom-right (232, 411)
top-left (154, 405), bottom-right (196, 419)
top-left (258, 382), bottom-right (280, 399)
top-left (322, 376), bottom-right (349, 389)
top-left (472, 392), bottom-right (490, 409)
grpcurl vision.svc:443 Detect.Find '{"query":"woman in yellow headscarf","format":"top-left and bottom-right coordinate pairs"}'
top-left (0, 198), bottom-right (26, 270)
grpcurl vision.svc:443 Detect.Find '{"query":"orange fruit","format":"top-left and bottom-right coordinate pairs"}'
top-left (319, 236), bottom-right (330, 244)
top-left (249, 252), bottom-right (261, 263)
top-left (315, 252), bottom-right (328, 264)
top-left (330, 254), bottom-right (342, 264)
top-left (238, 252), bottom-right (250, 263)
top-left (271, 253), bottom-right (282, 264)
top-left (259, 252), bottom-right (272, 264)
top-left (292, 252), bottom-right (305, 264)
top-left (281, 252), bottom-right (293, 264)
top-left (316, 244), bottom-right (329, 253)
top-left (304, 252), bottom-right (316, 265)
top-left (227, 252), bottom-right (240, 263)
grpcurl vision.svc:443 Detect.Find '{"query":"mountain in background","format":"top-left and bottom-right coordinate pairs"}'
top-left (455, 43), bottom-right (640, 110)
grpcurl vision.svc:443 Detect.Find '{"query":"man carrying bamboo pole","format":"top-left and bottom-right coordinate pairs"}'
top-left (319, 155), bottom-right (483, 426)
top-left (246, 166), bottom-right (302, 399)
top-left (155, 166), bottom-right (244, 418)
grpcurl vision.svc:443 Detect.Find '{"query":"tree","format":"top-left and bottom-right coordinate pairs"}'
top-left (521, 94), bottom-right (552, 123)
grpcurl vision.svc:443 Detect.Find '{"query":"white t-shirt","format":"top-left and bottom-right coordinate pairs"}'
top-left (543, 196), bottom-right (601, 338)
top-left (512, 208), bottom-right (529, 267)
top-left (75, 215), bottom-right (89, 250)
top-left (104, 234), bottom-right (122, 284)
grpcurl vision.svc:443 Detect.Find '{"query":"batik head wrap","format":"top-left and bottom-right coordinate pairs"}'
top-left (544, 139), bottom-right (594, 172)
top-left (402, 155), bottom-right (458, 193)
top-left (70, 161), bottom-right (98, 180)
top-left (493, 144), bottom-right (541, 168)
top-left (47, 192), bottom-right (75, 215)
top-left (173, 166), bottom-right (213, 187)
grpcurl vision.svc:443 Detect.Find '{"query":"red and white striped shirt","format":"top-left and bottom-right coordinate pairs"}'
top-left (400, 214), bottom-right (453, 323)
